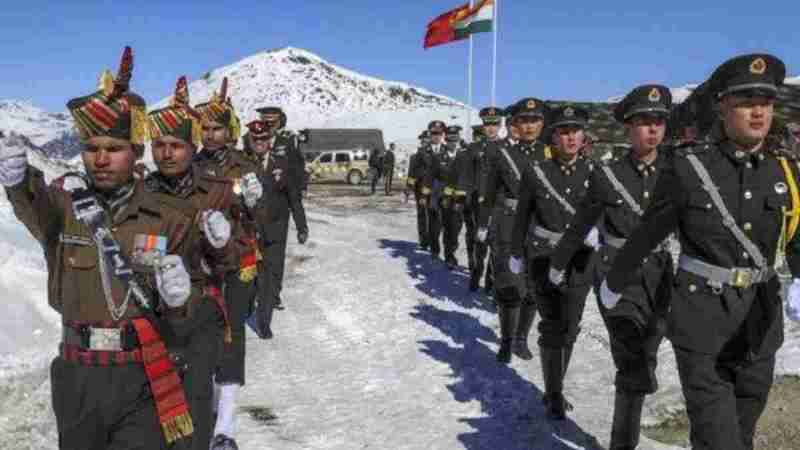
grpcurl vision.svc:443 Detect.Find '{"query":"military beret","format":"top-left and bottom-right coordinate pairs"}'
top-left (709, 53), bottom-right (785, 99)
top-left (613, 84), bottom-right (672, 122)
top-left (428, 120), bottom-right (446, 132)
top-left (479, 106), bottom-right (503, 124)
top-left (550, 105), bottom-right (589, 129)
top-left (513, 97), bottom-right (548, 119)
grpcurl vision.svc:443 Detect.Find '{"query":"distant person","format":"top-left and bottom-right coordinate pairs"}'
top-left (383, 143), bottom-right (396, 195)
top-left (369, 147), bottom-right (384, 194)
top-left (407, 131), bottom-right (432, 250)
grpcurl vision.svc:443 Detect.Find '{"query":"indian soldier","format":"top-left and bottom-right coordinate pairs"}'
top-left (369, 146), bottom-right (384, 195)
top-left (384, 142), bottom-right (396, 195)
top-left (408, 121), bottom-right (447, 259)
top-left (439, 125), bottom-right (465, 269)
top-left (0, 47), bottom-right (197, 449)
top-left (478, 98), bottom-right (550, 363)
top-left (453, 107), bottom-right (503, 291)
top-left (509, 105), bottom-right (598, 420)
top-left (242, 119), bottom-right (307, 336)
top-left (601, 54), bottom-right (800, 450)
top-left (193, 78), bottom-right (262, 450)
top-left (146, 76), bottom-right (245, 450)
top-left (407, 131), bottom-right (430, 248)
top-left (254, 106), bottom-right (309, 309)
top-left (548, 86), bottom-right (674, 448)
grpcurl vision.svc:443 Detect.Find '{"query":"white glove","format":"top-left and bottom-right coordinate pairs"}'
top-left (0, 132), bottom-right (28, 187)
top-left (509, 256), bottom-right (523, 275)
top-left (600, 278), bottom-right (622, 309)
top-left (156, 255), bottom-right (192, 308)
top-left (241, 172), bottom-right (263, 208)
top-left (548, 266), bottom-right (565, 285)
top-left (477, 227), bottom-right (488, 243)
top-left (201, 209), bottom-right (231, 249)
top-left (583, 227), bottom-right (600, 251)
top-left (786, 279), bottom-right (800, 322)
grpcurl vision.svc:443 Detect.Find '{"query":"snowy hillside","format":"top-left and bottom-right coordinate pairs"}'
top-left (0, 100), bottom-right (81, 160)
top-left (152, 46), bottom-right (476, 145)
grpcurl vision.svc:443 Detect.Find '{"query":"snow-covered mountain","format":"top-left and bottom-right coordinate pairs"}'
top-left (609, 76), bottom-right (800, 104)
top-left (0, 100), bottom-right (82, 160)
top-left (153, 46), bottom-right (476, 146)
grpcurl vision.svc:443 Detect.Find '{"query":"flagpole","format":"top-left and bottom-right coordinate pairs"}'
top-left (467, 0), bottom-right (474, 133)
top-left (492, 0), bottom-right (498, 106)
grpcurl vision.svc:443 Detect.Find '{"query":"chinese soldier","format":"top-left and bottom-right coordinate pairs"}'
top-left (478, 98), bottom-right (550, 363)
top-left (509, 105), bottom-right (597, 419)
top-left (407, 131), bottom-right (431, 249)
top-left (549, 86), bottom-right (674, 448)
top-left (383, 142), bottom-right (396, 195)
top-left (601, 54), bottom-right (800, 450)
top-left (453, 107), bottom-right (503, 291)
top-left (0, 47), bottom-right (196, 449)
top-left (194, 78), bottom-right (263, 450)
top-left (408, 121), bottom-right (447, 260)
top-left (440, 124), bottom-right (465, 269)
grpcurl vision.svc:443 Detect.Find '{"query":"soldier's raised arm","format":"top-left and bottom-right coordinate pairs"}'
top-left (1, 133), bottom-right (66, 244)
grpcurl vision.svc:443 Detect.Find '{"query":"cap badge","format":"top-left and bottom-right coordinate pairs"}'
top-left (564, 107), bottom-right (574, 117)
top-left (526, 99), bottom-right (536, 109)
top-left (648, 88), bottom-right (661, 102)
top-left (750, 57), bottom-right (767, 75)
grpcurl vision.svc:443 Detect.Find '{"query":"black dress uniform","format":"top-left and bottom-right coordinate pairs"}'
top-left (604, 54), bottom-right (799, 450)
top-left (480, 98), bottom-right (550, 363)
top-left (409, 121), bottom-right (447, 259)
top-left (510, 105), bottom-right (596, 420)
top-left (454, 108), bottom-right (503, 291)
top-left (244, 120), bottom-right (308, 327)
top-left (408, 132), bottom-right (432, 247)
top-left (256, 107), bottom-right (309, 308)
top-left (440, 125), bottom-right (465, 268)
top-left (550, 86), bottom-right (674, 449)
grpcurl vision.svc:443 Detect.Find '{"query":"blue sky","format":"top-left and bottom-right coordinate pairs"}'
top-left (2, 1), bottom-right (798, 112)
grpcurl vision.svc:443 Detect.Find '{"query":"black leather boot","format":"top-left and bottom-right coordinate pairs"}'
top-left (609, 390), bottom-right (645, 449)
top-left (540, 346), bottom-right (571, 420)
top-left (513, 302), bottom-right (537, 360)
top-left (496, 305), bottom-right (520, 364)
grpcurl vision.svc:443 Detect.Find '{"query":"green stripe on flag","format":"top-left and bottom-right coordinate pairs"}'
top-left (468, 19), bottom-right (493, 34)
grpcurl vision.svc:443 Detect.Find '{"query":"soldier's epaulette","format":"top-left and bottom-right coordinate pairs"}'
top-left (768, 146), bottom-right (798, 160)
top-left (673, 142), bottom-right (710, 158)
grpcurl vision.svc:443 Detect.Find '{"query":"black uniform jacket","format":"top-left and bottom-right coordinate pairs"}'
top-left (552, 152), bottom-right (672, 300)
top-left (510, 156), bottom-right (595, 285)
top-left (606, 139), bottom-right (800, 356)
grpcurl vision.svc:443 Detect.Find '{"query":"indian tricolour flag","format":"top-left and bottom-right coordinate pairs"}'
top-left (454, 0), bottom-right (494, 38)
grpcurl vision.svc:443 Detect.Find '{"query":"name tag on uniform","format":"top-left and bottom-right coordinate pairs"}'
top-left (132, 234), bottom-right (167, 267)
top-left (89, 327), bottom-right (122, 351)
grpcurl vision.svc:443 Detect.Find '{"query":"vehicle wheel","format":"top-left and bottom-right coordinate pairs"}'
top-left (348, 169), bottom-right (363, 185)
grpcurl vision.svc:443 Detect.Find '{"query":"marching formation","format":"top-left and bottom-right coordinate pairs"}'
top-left (2, 44), bottom-right (800, 450)
top-left (405, 53), bottom-right (800, 450)
top-left (0, 47), bottom-right (307, 450)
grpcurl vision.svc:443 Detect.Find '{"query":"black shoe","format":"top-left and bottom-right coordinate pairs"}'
top-left (445, 255), bottom-right (458, 270)
top-left (275, 297), bottom-right (285, 310)
top-left (609, 390), bottom-right (645, 450)
top-left (542, 392), bottom-right (573, 420)
top-left (431, 253), bottom-right (441, 262)
top-left (469, 276), bottom-right (480, 292)
top-left (420, 243), bottom-right (429, 251)
top-left (211, 434), bottom-right (239, 450)
top-left (496, 305), bottom-right (520, 364)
